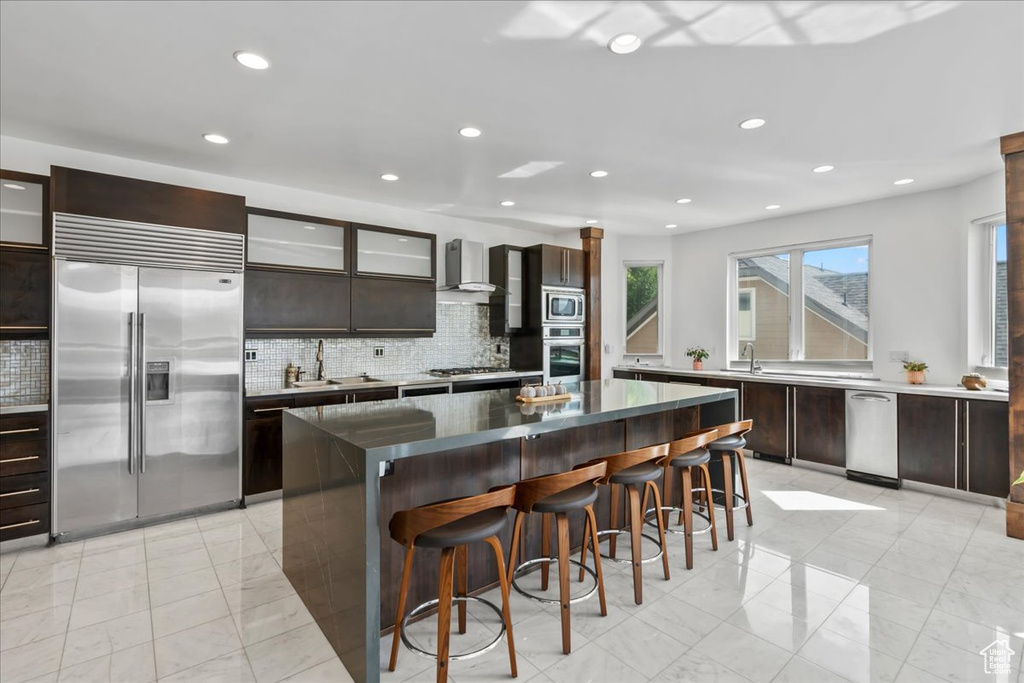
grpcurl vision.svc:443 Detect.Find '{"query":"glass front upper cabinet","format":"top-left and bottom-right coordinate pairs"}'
top-left (0, 175), bottom-right (46, 246)
top-left (246, 211), bottom-right (347, 272)
top-left (354, 225), bottom-right (434, 280)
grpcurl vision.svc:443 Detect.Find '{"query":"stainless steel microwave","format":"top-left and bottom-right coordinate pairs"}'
top-left (543, 287), bottom-right (585, 324)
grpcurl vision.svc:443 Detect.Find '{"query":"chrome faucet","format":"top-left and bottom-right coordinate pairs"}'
top-left (741, 342), bottom-right (762, 374)
top-left (316, 340), bottom-right (326, 381)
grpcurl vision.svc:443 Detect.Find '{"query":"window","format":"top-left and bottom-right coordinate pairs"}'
top-left (988, 220), bottom-right (1008, 368)
top-left (625, 262), bottom-right (662, 355)
top-left (732, 238), bottom-right (871, 362)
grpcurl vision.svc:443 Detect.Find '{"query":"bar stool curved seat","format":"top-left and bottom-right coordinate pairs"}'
top-left (388, 485), bottom-right (518, 682)
top-left (580, 443), bottom-right (671, 605)
top-left (506, 462), bottom-right (607, 655)
top-left (643, 428), bottom-right (721, 569)
top-left (695, 420), bottom-right (754, 541)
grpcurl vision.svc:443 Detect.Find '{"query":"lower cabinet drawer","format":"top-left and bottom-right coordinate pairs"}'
top-left (0, 438), bottom-right (48, 476)
top-left (0, 471), bottom-right (48, 509)
top-left (0, 501), bottom-right (49, 541)
top-left (0, 413), bottom-right (48, 443)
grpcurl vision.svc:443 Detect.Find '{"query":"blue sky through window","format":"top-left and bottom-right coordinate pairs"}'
top-left (996, 224), bottom-right (1007, 262)
top-left (803, 245), bottom-right (869, 274)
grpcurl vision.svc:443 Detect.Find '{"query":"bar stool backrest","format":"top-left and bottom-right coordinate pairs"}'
top-left (709, 419), bottom-right (753, 440)
top-left (666, 428), bottom-right (721, 459)
top-left (511, 461), bottom-right (608, 513)
top-left (589, 443), bottom-right (670, 485)
top-left (389, 485), bottom-right (517, 548)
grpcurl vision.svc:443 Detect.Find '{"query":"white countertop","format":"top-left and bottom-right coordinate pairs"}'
top-left (613, 365), bottom-right (1009, 402)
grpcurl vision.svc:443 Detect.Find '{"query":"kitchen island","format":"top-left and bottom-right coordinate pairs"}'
top-left (280, 378), bottom-right (737, 682)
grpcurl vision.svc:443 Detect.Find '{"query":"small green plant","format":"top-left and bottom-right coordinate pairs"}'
top-left (686, 347), bottom-right (710, 362)
top-left (1013, 469), bottom-right (1024, 488)
top-left (902, 360), bottom-right (928, 372)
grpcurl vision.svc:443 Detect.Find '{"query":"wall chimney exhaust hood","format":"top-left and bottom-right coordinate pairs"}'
top-left (439, 239), bottom-right (504, 293)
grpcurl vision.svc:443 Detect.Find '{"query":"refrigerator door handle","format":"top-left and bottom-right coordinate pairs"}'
top-left (128, 312), bottom-right (136, 475)
top-left (139, 312), bottom-right (147, 474)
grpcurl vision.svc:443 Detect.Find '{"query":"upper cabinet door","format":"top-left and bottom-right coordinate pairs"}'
top-left (1, 171), bottom-right (48, 248)
top-left (247, 209), bottom-right (348, 272)
top-left (538, 245), bottom-right (585, 287)
top-left (353, 225), bottom-right (435, 281)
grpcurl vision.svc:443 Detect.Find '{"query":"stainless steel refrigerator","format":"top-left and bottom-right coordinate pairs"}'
top-left (53, 215), bottom-right (244, 538)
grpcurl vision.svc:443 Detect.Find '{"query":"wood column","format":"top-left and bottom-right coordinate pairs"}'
top-left (1002, 131), bottom-right (1024, 540)
top-left (581, 227), bottom-right (604, 380)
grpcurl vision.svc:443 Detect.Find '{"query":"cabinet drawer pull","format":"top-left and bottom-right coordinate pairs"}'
top-left (246, 327), bottom-right (349, 332)
top-left (0, 428), bottom-right (41, 436)
top-left (0, 519), bottom-right (40, 531)
top-left (0, 456), bottom-right (41, 464)
top-left (252, 407), bottom-right (288, 413)
top-left (0, 488), bottom-right (40, 498)
top-left (0, 326), bottom-right (48, 330)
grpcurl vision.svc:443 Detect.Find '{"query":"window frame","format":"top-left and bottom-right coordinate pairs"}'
top-left (623, 260), bottom-right (664, 357)
top-left (729, 235), bottom-right (873, 369)
top-left (979, 214), bottom-right (1008, 373)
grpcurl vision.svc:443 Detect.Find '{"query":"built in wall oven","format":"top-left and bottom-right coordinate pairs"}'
top-left (543, 287), bottom-right (585, 325)
top-left (543, 326), bottom-right (585, 384)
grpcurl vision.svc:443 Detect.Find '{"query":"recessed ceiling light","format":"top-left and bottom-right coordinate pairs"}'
top-left (665, 224), bottom-right (677, 229)
top-left (500, 200), bottom-right (516, 207)
top-left (813, 165), bottom-right (835, 173)
top-left (397, 237), bottom-right (409, 243)
top-left (380, 173), bottom-right (399, 181)
top-left (585, 219), bottom-right (599, 224)
top-left (233, 51), bottom-right (270, 70)
top-left (608, 33), bottom-right (642, 55)
top-left (675, 198), bottom-right (692, 204)
top-left (202, 133), bottom-right (229, 144)
top-left (3, 183), bottom-right (26, 190)
top-left (739, 118), bottom-right (766, 130)
top-left (303, 226), bottom-right (316, 231)
top-left (458, 127), bottom-right (482, 138)
top-left (589, 170), bottom-right (608, 178)
top-left (765, 204), bottom-right (781, 210)
top-left (894, 178), bottom-right (915, 185)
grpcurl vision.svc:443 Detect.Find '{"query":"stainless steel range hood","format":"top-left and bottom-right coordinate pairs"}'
top-left (439, 239), bottom-right (504, 293)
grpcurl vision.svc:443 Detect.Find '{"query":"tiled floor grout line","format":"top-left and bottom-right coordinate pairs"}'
top-left (54, 542), bottom-right (83, 674)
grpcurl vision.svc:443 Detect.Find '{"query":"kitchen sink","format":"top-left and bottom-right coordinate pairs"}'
top-left (328, 375), bottom-right (383, 385)
top-left (291, 380), bottom-right (331, 388)
top-left (715, 370), bottom-right (851, 384)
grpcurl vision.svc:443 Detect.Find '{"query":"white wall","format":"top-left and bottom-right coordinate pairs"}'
top-left (668, 172), bottom-right (1006, 385)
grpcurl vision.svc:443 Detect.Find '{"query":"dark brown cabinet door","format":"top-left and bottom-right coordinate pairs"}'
top-left (244, 416), bottom-right (283, 496)
top-left (537, 245), bottom-right (584, 287)
top-left (350, 387), bottom-right (399, 403)
top-left (613, 370), bottom-right (638, 380)
top-left (898, 394), bottom-right (958, 488)
top-left (245, 268), bottom-right (350, 336)
top-left (966, 400), bottom-right (1010, 497)
top-left (0, 250), bottom-right (49, 337)
top-left (793, 386), bottom-right (846, 467)
top-left (350, 278), bottom-right (435, 335)
top-left (566, 248), bottom-right (585, 288)
top-left (743, 382), bottom-right (789, 456)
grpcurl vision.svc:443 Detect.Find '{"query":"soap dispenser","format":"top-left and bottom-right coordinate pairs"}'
top-left (285, 362), bottom-right (298, 385)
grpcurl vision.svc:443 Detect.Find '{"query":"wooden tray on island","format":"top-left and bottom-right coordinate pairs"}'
top-left (516, 393), bottom-right (572, 404)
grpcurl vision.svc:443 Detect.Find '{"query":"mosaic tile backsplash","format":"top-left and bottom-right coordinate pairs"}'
top-left (244, 303), bottom-right (510, 391)
top-left (0, 340), bottom-right (49, 404)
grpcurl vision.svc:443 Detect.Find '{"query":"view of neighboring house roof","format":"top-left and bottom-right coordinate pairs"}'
top-left (738, 256), bottom-right (869, 343)
top-left (627, 298), bottom-right (658, 338)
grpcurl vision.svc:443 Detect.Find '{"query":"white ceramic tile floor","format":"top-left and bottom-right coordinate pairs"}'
top-left (3, 459), bottom-right (1023, 683)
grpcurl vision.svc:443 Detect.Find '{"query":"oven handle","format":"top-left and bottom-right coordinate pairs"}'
top-left (543, 340), bottom-right (584, 347)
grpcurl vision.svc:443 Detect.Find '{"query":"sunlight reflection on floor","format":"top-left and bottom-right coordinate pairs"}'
top-left (763, 490), bottom-right (886, 512)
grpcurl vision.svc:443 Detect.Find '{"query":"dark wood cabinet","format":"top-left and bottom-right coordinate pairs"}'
top-left (245, 268), bottom-right (351, 336)
top-left (966, 400), bottom-right (1010, 497)
top-left (535, 244), bottom-right (584, 288)
top-left (898, 394), bottom-right (959, 488)
top-left (0, 250), bottom-right (50, 338)
top-left (488, 245), bottom-right (524, 336)
top-left (243, 397), bottom-right (294, 496)
top-left (0, 410), bottom-right (50, 541)
top-left (350, 277), bottom-right (435, 336)
top-left (742, 382), bottom-right (790, 456)
top-left (793, 385), bottom-right (846, 467)
top-left (352, 224), bottom-right (436, 281)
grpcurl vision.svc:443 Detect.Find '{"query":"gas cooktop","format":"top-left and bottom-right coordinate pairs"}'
top-left (428, 366), bottom-right (516, 377)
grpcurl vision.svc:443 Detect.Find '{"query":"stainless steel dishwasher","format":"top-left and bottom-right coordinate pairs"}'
top-left (845, 390), bottom-right (900, 487)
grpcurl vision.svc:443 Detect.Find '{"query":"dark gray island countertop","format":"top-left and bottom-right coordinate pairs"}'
top-left (287, 378), bottom-right (738, 462)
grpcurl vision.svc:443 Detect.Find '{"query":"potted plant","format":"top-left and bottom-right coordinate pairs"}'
top-left (903, 360), bottom-right (928, 384)
top-left (686, 347), bottom-right (710, 371)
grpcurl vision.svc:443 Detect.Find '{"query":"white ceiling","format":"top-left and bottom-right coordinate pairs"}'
top-left (1, 1), bottom-right (1022, 236)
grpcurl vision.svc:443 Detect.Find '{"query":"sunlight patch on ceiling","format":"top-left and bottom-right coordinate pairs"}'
top-left (762, 490), bottom-right (885, 512)
top-left (499, 161), bottom-right (564, 178)
top-left (500, 1), bottom-right (612, 39)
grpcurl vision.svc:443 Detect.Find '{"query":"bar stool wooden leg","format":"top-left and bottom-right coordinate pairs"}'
top-left (436, 547), bottom-right (456, 683)
top-left (540, 512), bottom-right (551, 591)
top-left (722, 454), bottom-right (735, 541)
top-left (556, 513), bottom-right (572, 654)
top-left (455, 545), bottom-right (468, 634)
top-left (608, 483), bottom-right (621, 558)
top-left (680, 468), bottom-right (694, 569)
top-left (736, 451), bottom-right (754, 526)
top-left (647, 481), bottom-right (670, 580)
top-left (578, 510), bottom-right (590, 582)
top-left (389, 546), bottom-right (416, 671)
top-left (626, 484), bottom-right (643, 604)
top-left (484, 536), bottom-right (518, 678)
top-left (698, 463), bottom-right (718, 551)
top-left (661, 466), bottom-right (675, 527)
top-left (584, 504), bottom-right (607, 616)
top-left (507, 512), bottom-right (524, 585)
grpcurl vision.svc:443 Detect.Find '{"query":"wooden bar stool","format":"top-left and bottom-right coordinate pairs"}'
top-left (388, 485), bottom-right (518, 683)
top-left (580, 443), bottom-right (671, 605)
top-left (643, 428), bottom-right (721, 569)
top-left (698, 420), bottom-right (754, 541)
top-left (506, 462), bottom-right (608, 655)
